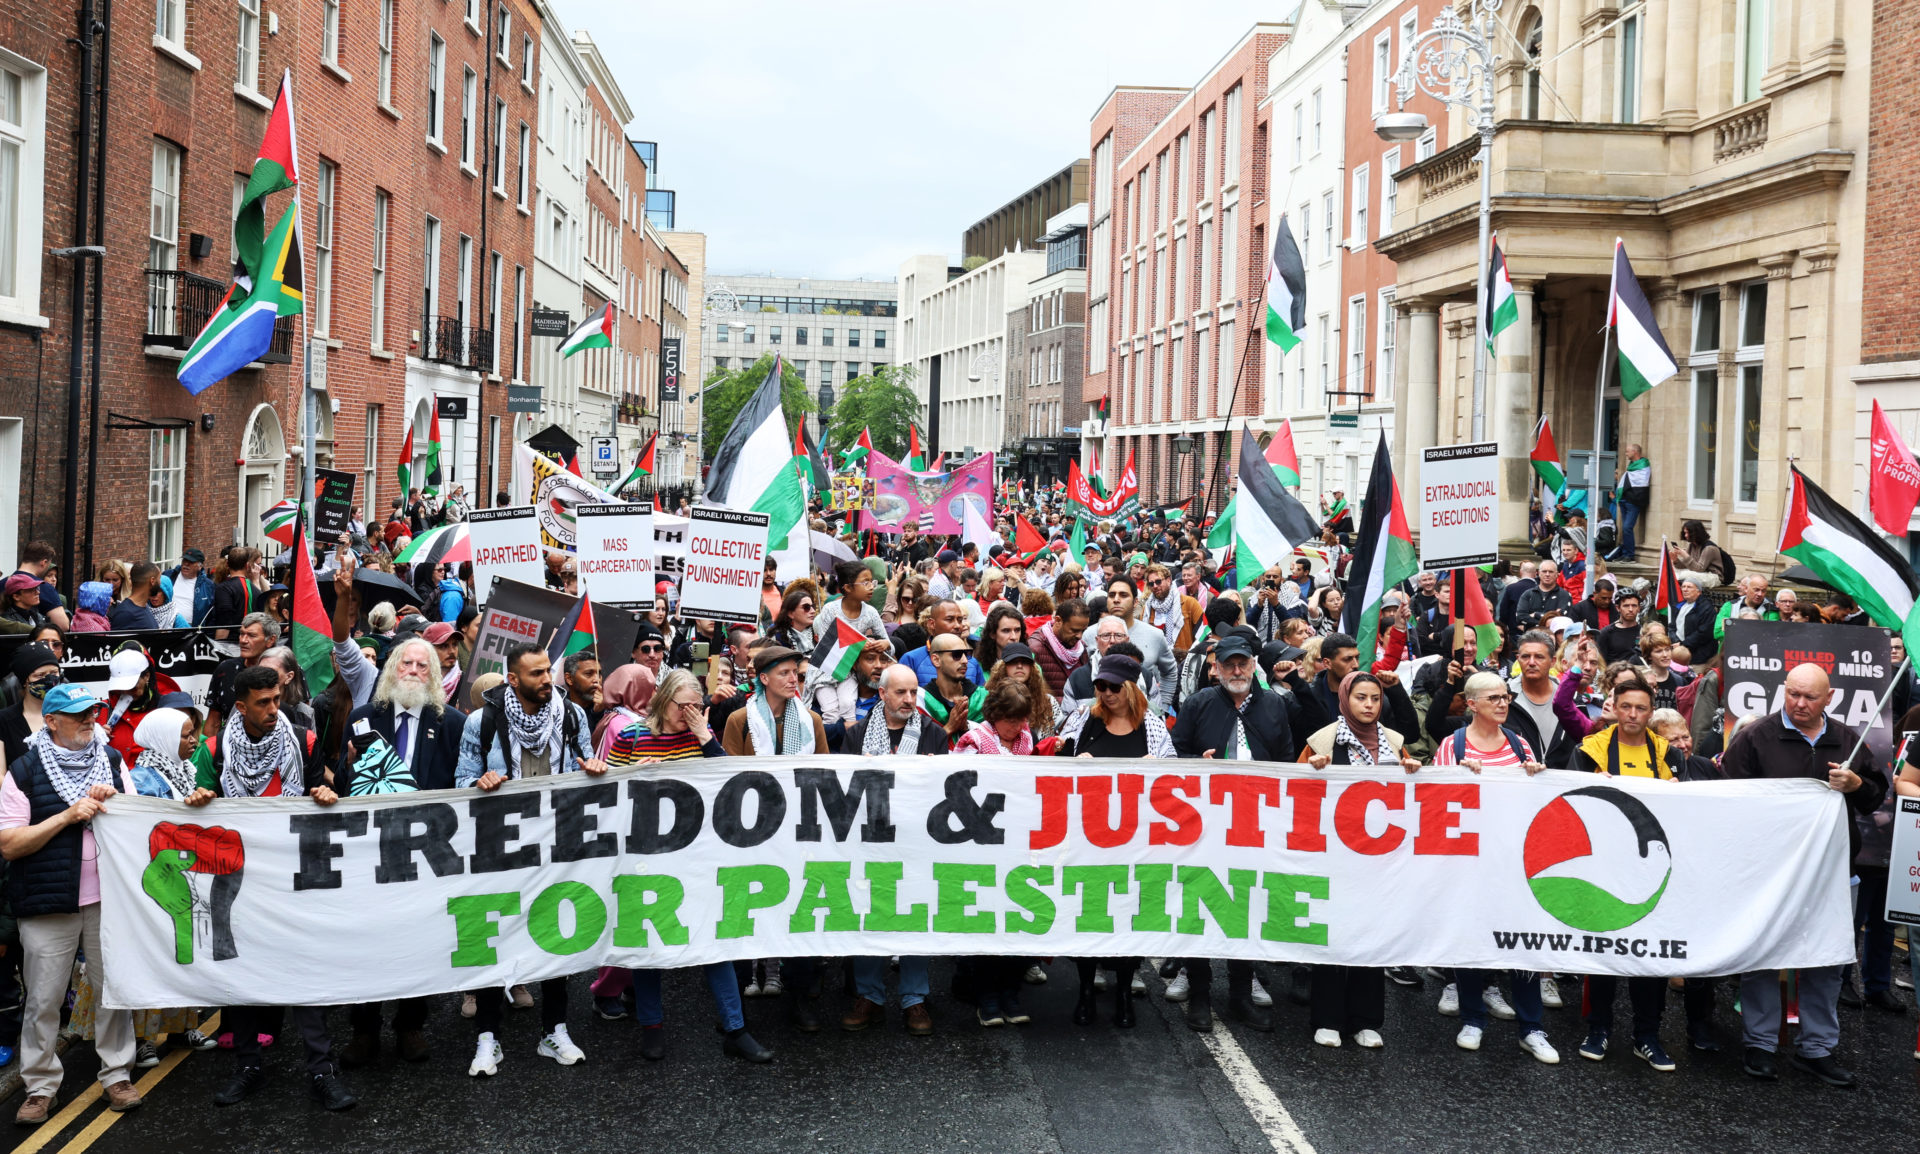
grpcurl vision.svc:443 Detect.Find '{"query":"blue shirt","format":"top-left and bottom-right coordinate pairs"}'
top-left (1783, 710), bottom-right (1827, 747)
top-left (899, 646), bottom-right (984, 688)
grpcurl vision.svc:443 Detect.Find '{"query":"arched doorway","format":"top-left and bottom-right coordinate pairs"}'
top-left (410, 398), bottom-right (435, 496)
top-left (238, 403), bottom-right (287, 552)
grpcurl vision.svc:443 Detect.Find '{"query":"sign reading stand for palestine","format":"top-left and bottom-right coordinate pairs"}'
top-left (677, 506), bottom-right (769, 625)
top-left (467, 507), bottom-right (545, 598)
top-left (575, 503), bottom-right (655, 608)
top-left (1418, 441), bottom-right (1499, 570)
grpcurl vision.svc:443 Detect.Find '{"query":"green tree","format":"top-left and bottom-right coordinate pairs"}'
top-left (962, 255), bottom-right (988, 271)
top-left (825, 364), bottom-right (923, 463)
top-left (701, 355), bottom-right (815, 463)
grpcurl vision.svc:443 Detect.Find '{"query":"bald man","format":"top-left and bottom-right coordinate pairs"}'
top-left (1720, 662), bottom-right (1886, 1089)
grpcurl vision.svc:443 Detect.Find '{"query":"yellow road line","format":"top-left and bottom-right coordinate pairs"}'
top-left (9, 1084), bottom-right (102, 1154)
top-left (31, 1011), bottom-right (222, 1154)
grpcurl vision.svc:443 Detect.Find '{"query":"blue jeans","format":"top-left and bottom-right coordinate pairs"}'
top-left (853, 956), bottom-right (930, 1008)
top-left (630, 963), bottom-right (744, 1033)
top-left (1456, 969), bottom-right (1544, 1032)
top-left (1615, 500), bottom-right (1640, 557)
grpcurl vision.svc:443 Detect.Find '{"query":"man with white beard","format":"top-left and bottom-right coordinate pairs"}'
top-left (339, 636), bottom-right (470, 1068)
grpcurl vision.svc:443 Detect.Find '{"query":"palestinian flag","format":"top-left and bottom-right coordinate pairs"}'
top-left (840, 427), bottom-right (875, 469)
top-left (548, 589), bottom-right (598, 661)
top-left (1091, 395), bottom-right (1110, 423)
top-left (1015, 513), bottom-right (1048, 561)
top-left (564, 451), bottom-right (585, 479)
top-left (1267, 418), bottom-right (1302, 486)
top-left (617, 432), bottom-right (657, 492)
top-left (907, 426), bottom-right (928, 472)
top-left (1652, 537), bottom-right (1681, 615)
top-left (423, 401), bottom-right (444, 496)
top-left (261, 499), bottom-right (300, 546)
top-left (1530, 416), bottom-right (1566, 496)
top-left (1265, 215), bottom-right (1307, 352)
top-left (793, 420), bottom-right (830, 492)
top-left (561, 301), bottom-right (615, 359)
top-left (705, 355), bottom-right (806, 552)
top-left (396, 424), bottom-right (415, 495)
top-left (1229, 424), bottom-right (1320, 589)
top-left (1779, 467), bottom-right (1920, 654)
top-left (393, 522), bottom-right (472, 565)
top-left (1341, 433), bottom-right (1419, 661)
top-left (1607, 239), bottom-right (1678, 401)
top-left (287, 507), bottom-right (335, 696)
top-left (809, 616), bottom-right (868, 682)
top-left (1483, 234), bottom-right (1519, 353)
top-left (1449, 568), bottom-right (1499, 662)
top-left (1068, 517), bottom-right (1089, 569)
top-left (1323, 495), bottom-right (1349, 522)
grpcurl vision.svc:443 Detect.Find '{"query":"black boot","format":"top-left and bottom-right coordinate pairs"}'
top-left (723, 1026), bottom-right (773, 1063)
top-left (213, 1064), bottom-right (265, 1107)
top-left (1073, 984), bottom-right (1097, 1026)
top-left (310, 1072), bottom-right (357, 1111)
top-left (639, 1025), bottom-right (666, 1060)
top-left (790, 995), bottom-right (821, 1033)
top-left (1113, 982), bottom-right (1136, 1028)
top-left (1228, 992), bottom-right (1274, 1032)
top-left (1185, 995), bottom-right (1214, 1032)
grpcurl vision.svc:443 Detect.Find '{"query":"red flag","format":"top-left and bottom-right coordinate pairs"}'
top-left (1449, 568), bottom-right (1498, 662)
top-left (565, 452), bottom-right (584, 479)
top-left (288, 509), bottom-right (336, 696)
top-left (1014, 514), bottom-right (1047, 558)
top-left (1652, 537), bottom-right (1681, 614)
top-left (1869, 399), bottom-right (1920, 535)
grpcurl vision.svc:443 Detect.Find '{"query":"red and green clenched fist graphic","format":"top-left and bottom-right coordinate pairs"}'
top-left (143, 823), bottom-right (246, 965)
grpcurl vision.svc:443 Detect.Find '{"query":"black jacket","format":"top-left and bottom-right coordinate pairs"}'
top-left (345, 701), bottom-right (470, 793)
top-left (1669, 599), bottom-right (1717, 663)
top-left (1171, 686), bottom-right (1298, 762)
top-left (1496, 578), bottom-right (1536, 631)
top-left (1568, 598), bottom-right (1615, 633)
top-left (1515, 586), bottom-right (1572, 632)
top-left (845, 713), bottom-right (950, 755)
top-left (1426, 675), bottom-right (1580, 770)
top-left (6, 746), bottom-right (128, 918)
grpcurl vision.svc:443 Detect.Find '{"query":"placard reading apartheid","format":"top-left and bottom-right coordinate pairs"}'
top-left (467, 507), bottom-right (545, 599)
top-left (93, 762), bottom-right (1852, 1009)
top-left (1419, 441), bottom-right (1499, 570)
top-left (678, 506), bottom-right (768, 625)
top-left (1721, 620), bottom-right (1895, 765)
top-left (576, 503), bottom-right (655, 608)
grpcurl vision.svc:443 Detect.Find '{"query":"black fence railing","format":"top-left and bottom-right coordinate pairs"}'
top-left (144, 268), bottom-right (226, 346)
top-left (423, 314), bottom-right (493, 373)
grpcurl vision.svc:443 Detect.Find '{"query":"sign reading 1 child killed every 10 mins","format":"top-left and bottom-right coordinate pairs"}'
top-left (677, 507), bottom-right (769, 625)
top-left (1419, 441), bottom-right (1499, 571)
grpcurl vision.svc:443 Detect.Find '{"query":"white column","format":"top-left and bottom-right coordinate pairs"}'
top-left (1494, 280), bottom-right (1539, 543)
top-left (1403, 303), bottom-right (1442, 496)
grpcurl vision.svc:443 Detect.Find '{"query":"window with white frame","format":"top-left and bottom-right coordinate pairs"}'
top-left (427, 35), bottom-right (446, 144)
top-left (1416, 128), bottom-right (1437, 161)
top-left (1377, 290), bottom-right (1395, 401)
top-left (1735, 0), bottom-right (1769, 104)
top-left (1687, 288), bottom-right (1720, 504)
top-left (1734, 282), bottom-right (1767, 507)
top-left (1217, 321), bottom-right (1232, 414)
top-left (498, 7), bottom-right (513, 63)
top-left (1400, 14), bottom-right (1418, 69)
top-left (1350, 166), bottom-right (1369, 246)
top-left (1311, 89), bottom-right (1323, 154)
top-left (1220, 204), bottom-right (1237, 301)
top-left (148, 429), bottom-right (185, 564)
top-left (1197, 220), bottom-right (1211, 307)
top-left (1321, 192), bottom-right (1335, 260)
top-left (156, 0), bottom-right (185, 45)
top-left (148, 139), bottom-right (181, 274)
top-left (322, 0), bottom-right (341, 66)
top-left (1373, 34), bottom-right (1393, 113)
top-left (0, 55), bottom-right (45, 314)
top-left (1316, 314), bottom-right (1330, 405)
top-left (1298, 203), bottom-right (1311, 258)
top-left (1380, 147), bottom-right (1399, 233)
top-left (522, 35), bottom-right (534, 87)
top-left (237, 0), bottom-right (262, 93)
top-left (493, 99), bottom-right (507, 191)
top-left (517, 123), bottom-right (530, 207)
top-left (1291, 102), bottom-right (1303, 167)
top-left (456, 234), bottom-right (472, 328)
top-left (378, 0), bottom-right (396, 105)
top-left (1174, 236), bottom-right (1187, 317)
top-left (363, 405), bottom-right (382, 513)
top-left (1616, 13), bottom-right (1641, 123)
top-left (1223, 85), bottom-right (1242, 185)
top-left (371, 189), bottom-right (389, 348)
top-left (422, 215), bottom-right (441, 324)
top-left (314, 159), bottom-right (336, 334)
top-left (461, 68), bottom-right (477, 167)
top-left (466, 0), bottom-right (481, 29)
top-left (1347, 296), bottom-right (1367, 402)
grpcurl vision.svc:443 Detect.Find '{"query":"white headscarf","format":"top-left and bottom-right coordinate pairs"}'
top-left (133, 707), bottom-right (198, 800)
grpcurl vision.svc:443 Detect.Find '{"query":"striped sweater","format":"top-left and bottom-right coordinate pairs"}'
top-left (606, 722), bottom-right (723, 766)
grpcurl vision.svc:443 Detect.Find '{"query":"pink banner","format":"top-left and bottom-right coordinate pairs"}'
top-left (860, 450), bottom-right (995, 534)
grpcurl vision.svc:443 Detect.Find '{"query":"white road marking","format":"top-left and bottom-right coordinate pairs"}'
top-left (1148, 958), bottom-right (1316, 1154)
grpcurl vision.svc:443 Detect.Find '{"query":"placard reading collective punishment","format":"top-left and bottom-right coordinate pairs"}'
top-left (575, 503), bottom-right (655, 608)
top-left (677, 506), bottom-right (770, 625)
top-left (467, 507), bottom-right (546, 599)
top-left (1419, 441), bottom-right (1500, 570)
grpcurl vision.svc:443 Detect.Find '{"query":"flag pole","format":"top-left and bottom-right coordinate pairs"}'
top-left (300, 189), bottom-right (318, 567)
top-left (1587, 319), bottom-right (1611, 571)
top-left (1841, 657), bottom-right (1910, 772)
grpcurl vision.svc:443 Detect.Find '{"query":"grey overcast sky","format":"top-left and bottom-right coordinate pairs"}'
top-left (559, 0), bottom-right (1286, 282)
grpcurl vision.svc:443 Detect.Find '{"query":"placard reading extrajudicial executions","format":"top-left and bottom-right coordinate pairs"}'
top-left (1419, 441), bottom-right (1499, 571)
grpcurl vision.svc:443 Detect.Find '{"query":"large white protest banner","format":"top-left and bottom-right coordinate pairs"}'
top-left (575, 503), bottom-right (655, 608)
top-left (677, 506), bottom-right (768, 625)
top-left (95, 762), bottom-right (1851, 1008)
top-left (467, 507), bottom-right (545, 597)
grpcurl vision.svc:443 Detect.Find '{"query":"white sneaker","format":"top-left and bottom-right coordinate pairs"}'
top-left (1165, 970), bottom-right (1190, 1002)
top-left (1313, 1028), bottom-right (1341, 1048)
top-left (1540, 977), bottom-right (1564, 1009)
top-left (1437, 983), bottom-right (1460, 1016)
top-left (1353, 1029), bottom-right (1384, 1050)
top-left (742, 979), bottom-right (762, 997)
top-left (468, 1033), bottom-right (501, 1077)
top-left (761, 973), bottom-right (784, 997)
top-left (1456, 1024), bottom-right (1483, 1051)
top-left (1025, 964), bottom-right (1049, 985)
top-left (1251, 974), bottom-right (1274, 1007)
top-left (1519, 1031), bottom-right (1560, 1065)
top-left (1482, 987), bottom-right (1517, 1020)
top-left (537, 1024), bottom-right (586, 1066)
top-left (1131, 971), bottom-right (1146, 995)
top-left (1094, 970), bottom-right (1109, 991)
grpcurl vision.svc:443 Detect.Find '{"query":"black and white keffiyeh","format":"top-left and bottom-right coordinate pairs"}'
top-left (1146, 587), bottom-right (1183, 650)
top-left (861, 707), bottom-right (921, 757)
top-left (747, 691), bottom-right (815, 756)
top-left (29, 728), bottom-right (116, 806)
top-left (1331, 717), bottom-right (1394, 767)
top-left (220, 708), bottom-right (304, 797)
top-left (503, 688), bottom-right (567, 774)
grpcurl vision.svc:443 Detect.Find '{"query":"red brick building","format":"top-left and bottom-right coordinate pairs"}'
top-left (1084, 23), bottom-right (1290, 512)
top-left (0, 0), bottom-right (547, 582)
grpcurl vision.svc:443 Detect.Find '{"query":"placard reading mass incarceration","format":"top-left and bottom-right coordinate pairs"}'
top-left (1419, 441), bottom-right (1500, 570)
top-left (677, 506), bottom-right (770, 625)
top-left (467, 507), bottom-right (546, 600)
top-left (576, 503), bottom-right (655, 608)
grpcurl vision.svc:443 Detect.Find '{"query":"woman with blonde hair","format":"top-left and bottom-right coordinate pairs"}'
top-left (95, 559), bottom-right (131, 604)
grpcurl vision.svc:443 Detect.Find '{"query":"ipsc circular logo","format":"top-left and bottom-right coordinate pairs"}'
top-left (1523, 786), bottom-right (1672, 932)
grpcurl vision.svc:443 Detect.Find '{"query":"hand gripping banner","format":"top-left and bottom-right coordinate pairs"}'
top-left (93, 760), bottom-right (1853, 1008)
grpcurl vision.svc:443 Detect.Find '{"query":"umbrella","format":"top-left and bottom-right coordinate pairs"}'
top-left (1776, 563), bottom-right (1836, 593)
top-left (394, 523), bottom-right (472, 566)
top-left (810, 529), bottom-right (858, 574)
top-left (315, 566), bottom-right (430, 615)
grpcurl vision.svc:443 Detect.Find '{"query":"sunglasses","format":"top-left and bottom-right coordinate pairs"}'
top-left (933, 648), bottom-right (969, 658)
top-left (1093, 680), bottom-right (1125, 694)
top-left (798, 602), bottom-right (815, 611)
top-left (639, 644), bottom-right (664, 653)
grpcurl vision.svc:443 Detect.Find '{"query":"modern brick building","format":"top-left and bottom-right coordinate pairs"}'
top-left (1084, 24), bottom-right (1291, 512)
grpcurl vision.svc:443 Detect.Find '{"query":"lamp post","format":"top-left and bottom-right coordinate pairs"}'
top-left (967, 351), bottom-right (1000, 476)
top-left (1374, 0), bottom-right (1500, 444)
top-left (816, 382), bottom-right (835, 455)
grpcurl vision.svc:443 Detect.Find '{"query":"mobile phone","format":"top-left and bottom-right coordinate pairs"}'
top-left (692, 640), bottom-right (709, 679)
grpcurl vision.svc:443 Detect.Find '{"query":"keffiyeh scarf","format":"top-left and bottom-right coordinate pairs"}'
top-left (220, 708), bottom-right (303, 798)
top-left (1331, 717), bottom-right (1393, 767)
top-left (861, 707), bottom-right (922, 756)
top-left (1146, 587), bottom-right (1183, 650)
top-left (955, 721), bottom-right (1033, 757)
top-left (1035, 623), bottom-right (1085, 672)
top-left (29, 727), bottom-right (116, 806)
top-left (747, 692), bottom-right (816, 756)
top-left (503, 688), bottom-right (567, 774)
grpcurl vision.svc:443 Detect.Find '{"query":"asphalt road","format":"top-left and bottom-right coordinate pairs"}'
top-left (6, 959), bottom-right (1920, 1154)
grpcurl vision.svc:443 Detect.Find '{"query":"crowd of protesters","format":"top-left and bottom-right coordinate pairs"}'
top-left (0, 485), bottom-right (1914, 1124)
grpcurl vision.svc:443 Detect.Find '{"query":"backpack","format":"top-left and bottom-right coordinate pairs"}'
top-left (476, 698), bottom-right (583, 772)
top-left (1452, 725), bottom-right (1528, 766)
top-left (1711, 543), bottom-right (1737, 587)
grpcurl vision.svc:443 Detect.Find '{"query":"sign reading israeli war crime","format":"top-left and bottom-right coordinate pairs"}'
top-left (676, 507), bottom-right (769, 625)
top-left (1419, 441), bottom-right (1500, 570)
top-left (1886, 788), bottom-right (1920, 928)
top-left (467, 507), bottom-right (545, 598)
top-left (92, 760), bottom-right (1853, 1009)
top-left (576, 503), bottom-right (655, 608)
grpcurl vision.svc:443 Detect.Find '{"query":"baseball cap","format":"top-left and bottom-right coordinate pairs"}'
top-left (397, 614), bottom-right (431, 635)
top-left (1213, 632), bottom-right (1256, 662)
top-left (42, 683), bottom-right (103, 716)
top-left (936, 549), bottom-right (960, 563)
top-left (422, 622), bottom-right (456, 645)
top-left (181, 547), bottom-right (206, 564)
top-left (152, 690), bottom-right (205, 721)
top-left (997, 642), bottom-right (1035, 665)
top-left (106, 648), bottom-right (150, 692)
top-left (1094, 654), bottom-right (1142, 686)
top-left (4, 572), bottom-right (39, 594)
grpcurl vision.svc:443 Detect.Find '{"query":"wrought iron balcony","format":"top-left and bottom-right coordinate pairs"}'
top-left (144, 268), bottom-right (226, 347)
top-left (422, 314), bottom-right (493, 373)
